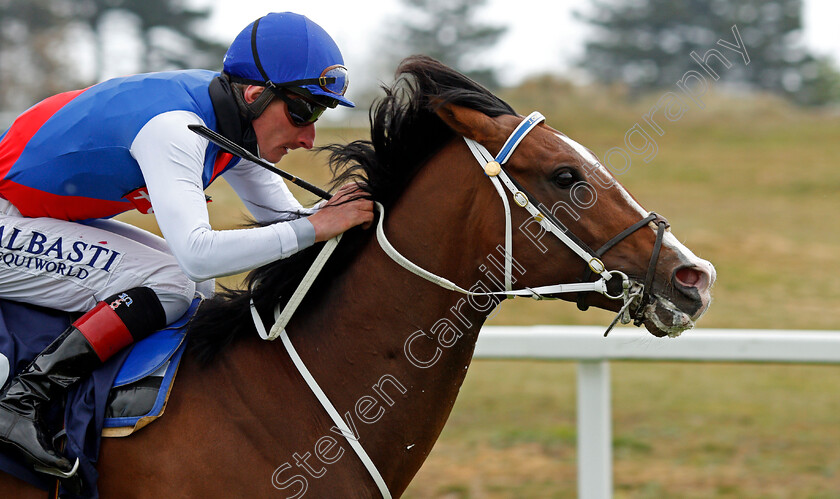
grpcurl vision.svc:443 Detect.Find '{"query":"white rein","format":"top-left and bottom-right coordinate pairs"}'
top-left (375, 112), bottom-right (637, 309)
top-left (251, 111), bottom-right (645, 499)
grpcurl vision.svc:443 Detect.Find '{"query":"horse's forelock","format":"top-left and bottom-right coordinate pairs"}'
top-left (325, 56), bottom-right (515, 205)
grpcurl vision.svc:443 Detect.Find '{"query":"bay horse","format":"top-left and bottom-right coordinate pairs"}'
top-left (0, 56), bottom-right (714, 497)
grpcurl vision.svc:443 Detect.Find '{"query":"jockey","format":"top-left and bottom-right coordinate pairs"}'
top-left (0, 12), bottom-right (373, 477)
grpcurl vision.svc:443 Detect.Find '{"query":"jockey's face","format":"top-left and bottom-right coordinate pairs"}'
top-left (245, 86), bottom-right (316, 163)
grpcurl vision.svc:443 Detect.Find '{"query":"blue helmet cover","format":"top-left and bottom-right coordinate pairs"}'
top-left (223, 12), bottom-right (355, 108)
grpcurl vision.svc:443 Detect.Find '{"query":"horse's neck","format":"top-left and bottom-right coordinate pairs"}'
top-left (289, 141), bottom-right (501, 493)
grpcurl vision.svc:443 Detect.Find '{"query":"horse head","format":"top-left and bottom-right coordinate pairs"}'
top-left (434, 103), bottom-right (715, 337)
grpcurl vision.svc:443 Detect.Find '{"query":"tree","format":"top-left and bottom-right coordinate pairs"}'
top-left (0, 0), bottom-right (226, 122)
top-left (387, 0), bottom-right (507, 89)
top-left (576, 0), bottom-right (840, 106)
top-left (0, 1), bottom-right (83, 112)
top-left (72, 0), bottom-right (226, 81)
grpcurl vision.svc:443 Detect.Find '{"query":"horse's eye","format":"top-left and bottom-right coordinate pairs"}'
top-left (553, 168), bottom-right (577, 189)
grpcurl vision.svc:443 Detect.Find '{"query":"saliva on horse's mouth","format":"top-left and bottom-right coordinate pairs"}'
top-left (641, 296), bottom-right (696, 338)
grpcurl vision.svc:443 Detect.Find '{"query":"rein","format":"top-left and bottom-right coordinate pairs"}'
top-left (377, 111), bottom-right (669, 335)
top-left (250, 111), bottom-right (670, 498)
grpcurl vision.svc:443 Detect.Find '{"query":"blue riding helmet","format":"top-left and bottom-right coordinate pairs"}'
top-left (223, 12), bottom-right (355, 108)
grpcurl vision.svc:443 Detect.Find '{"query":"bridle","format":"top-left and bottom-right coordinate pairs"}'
top-left (574, 211), bottom-right (669, 321)
top-left (376, 111), bottom-right (670, 335)
top-left (249, 111), bottom-right (673, 499)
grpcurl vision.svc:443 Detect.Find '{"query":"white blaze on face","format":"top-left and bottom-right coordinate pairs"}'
top-left (556, 133), bottom-right (647, 217)
top-left (555, 133), bottom-right (716, 315)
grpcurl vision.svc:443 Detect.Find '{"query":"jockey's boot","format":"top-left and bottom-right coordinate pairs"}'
top-left (0, 287), bottom-right (166, 477)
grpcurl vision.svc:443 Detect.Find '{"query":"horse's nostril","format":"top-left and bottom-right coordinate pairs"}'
top-left (675, 267), bottom-right (706, 290)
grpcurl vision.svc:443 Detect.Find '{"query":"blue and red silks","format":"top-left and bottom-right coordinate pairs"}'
top-left (0, 70), bottom-right (239, 222)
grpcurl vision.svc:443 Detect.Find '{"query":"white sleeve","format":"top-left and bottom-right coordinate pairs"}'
top-left (222, 158), bottom-right (318, 223)
top-left (129, 110), bottom-right (315, 281)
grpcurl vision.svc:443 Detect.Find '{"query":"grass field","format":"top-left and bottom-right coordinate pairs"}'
top-left (117, 80), bottom-right (840, 497)
top-left (404, 360), bottom-right (840, 498)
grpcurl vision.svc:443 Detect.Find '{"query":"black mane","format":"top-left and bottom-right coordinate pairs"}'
top-left (188, 56), bottom-right (515, 365)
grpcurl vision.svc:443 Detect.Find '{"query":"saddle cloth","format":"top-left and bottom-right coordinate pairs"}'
top-left (101, 296), bottom-right (197, 437)
top-left (0, 296), bottom-right (200, 497)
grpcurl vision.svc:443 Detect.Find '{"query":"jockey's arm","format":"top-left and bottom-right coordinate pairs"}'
top-left (222, 161), bottom-right (374, 242)
top-left (130, 110), bottom-right (316, 281)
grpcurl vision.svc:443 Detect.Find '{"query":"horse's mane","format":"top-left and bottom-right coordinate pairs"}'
top-left (188, 56), bottom-right (515, 365)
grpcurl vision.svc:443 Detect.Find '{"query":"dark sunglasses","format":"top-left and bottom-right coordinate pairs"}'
top-left (272, 90), bottom-right (327, 127)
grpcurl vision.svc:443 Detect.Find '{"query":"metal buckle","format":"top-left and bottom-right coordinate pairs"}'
top-left (587, 257), bottom-right (606, 275)
top-left (513, 191), bottom-right (528, 207)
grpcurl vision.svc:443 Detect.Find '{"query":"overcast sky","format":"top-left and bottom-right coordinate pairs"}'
top-left (199, 0), bottom-right (840, 89)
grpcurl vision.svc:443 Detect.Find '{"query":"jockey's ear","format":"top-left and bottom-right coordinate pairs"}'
top-left (242, 85), bottom-right (265, 104)
top-left (434, 103), bottom-right (505, 147)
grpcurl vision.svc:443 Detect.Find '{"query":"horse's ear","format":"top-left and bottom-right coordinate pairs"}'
top-left (435, 103), bottom-right (504, 144)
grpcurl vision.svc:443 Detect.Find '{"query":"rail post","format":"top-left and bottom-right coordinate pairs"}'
top-left (577, 360), bottom-right (612, 499)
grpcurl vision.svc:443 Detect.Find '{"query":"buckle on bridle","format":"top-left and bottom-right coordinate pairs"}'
top-left (513, 191), bottom-right (528, 207)
top-left (587, 257), bottom-right (606, 275)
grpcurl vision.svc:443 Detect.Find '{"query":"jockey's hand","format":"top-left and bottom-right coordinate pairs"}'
top-left (308, 183), bottom-right (374, 242)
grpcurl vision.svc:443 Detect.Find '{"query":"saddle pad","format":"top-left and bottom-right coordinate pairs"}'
top-left (113, 297), bottom-right (199, 387)
top-left (101, 342), bottom-right (185, 437)
top-left (100, 297), bottom-right (200, 437)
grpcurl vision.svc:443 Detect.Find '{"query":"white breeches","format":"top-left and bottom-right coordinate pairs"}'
top-left (0, 198), bottom-right (214, 324)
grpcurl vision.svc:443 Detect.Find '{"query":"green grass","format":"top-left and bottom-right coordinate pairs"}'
top-left (117, 80), bottom-right (840, 496)
top-left (403, 360), bottom-right (840, 498)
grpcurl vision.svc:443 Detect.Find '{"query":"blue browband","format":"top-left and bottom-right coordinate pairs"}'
top-left (495, 112), bottom-right (546, 163)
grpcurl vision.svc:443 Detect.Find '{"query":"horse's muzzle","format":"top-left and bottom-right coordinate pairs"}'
top-left (643, 260), bottom-right (716, 337)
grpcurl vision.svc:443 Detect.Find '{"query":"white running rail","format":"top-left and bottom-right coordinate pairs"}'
top-left (473, 326), bottom-right (840, 499)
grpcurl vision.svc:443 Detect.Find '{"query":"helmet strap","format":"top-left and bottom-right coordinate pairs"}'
top-left (230, 82), bottom-right (275, 121)
top-left (241, 125), bottom-right (259, 158)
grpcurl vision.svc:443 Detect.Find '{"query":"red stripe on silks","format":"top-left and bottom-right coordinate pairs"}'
top-left (73, 302), bottom-right (134, 362)
top-left (0, 180), bottom-right (132, 220)
top-left (0, 88), bottom-right (88, 179)
top-left (210, 151), bottom-right (234, 182)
